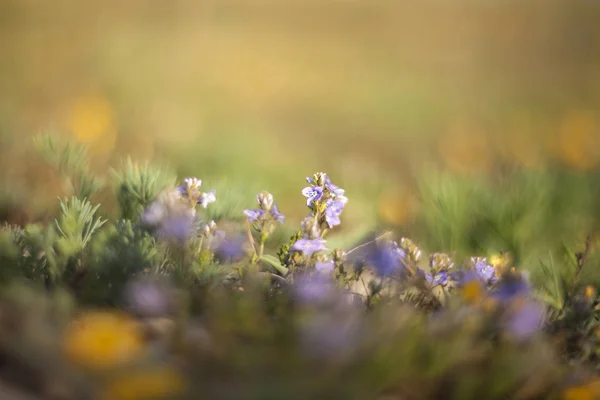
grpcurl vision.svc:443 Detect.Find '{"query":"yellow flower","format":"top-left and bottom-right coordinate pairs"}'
top-left (101, 366), bottom-right (187, 400)
top-left (378, 189), bottom-right (415, 226)
top-left (550, 110), bottom-right (599, 171)
top-left (584, 285), bottom-right (597, 301)
top-left (562, 386), bottom-right (594, 400)
top-left (461, 281), bottom-right (485, 304)
top-left (488, 253), bottom-right (512, 276)
top-left (65, 94), bottom-right (117, 156)
top-left (62, 311), bottom-right (145, 371)
top-left (563, 379), bottom-right (600, 400)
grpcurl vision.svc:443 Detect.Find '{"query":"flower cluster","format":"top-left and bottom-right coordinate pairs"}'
top-left (302, 172), bottom-right (348, 229)
top-left (142, 177), bottom-right (216, 244)
top-left (287, 173), bottom-right (348, 275)
top-left (177, 177), bottom-right (216, 210)
top-left (244, 191), bottom-right (284, 224)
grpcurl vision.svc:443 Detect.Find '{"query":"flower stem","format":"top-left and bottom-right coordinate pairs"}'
top-left (245, 217), bottom-right (258, 261)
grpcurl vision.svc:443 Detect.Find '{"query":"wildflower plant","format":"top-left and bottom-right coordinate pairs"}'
top-left (1, 135), bottom-right (600, 399)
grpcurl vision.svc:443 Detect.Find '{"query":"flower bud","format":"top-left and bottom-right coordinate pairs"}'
top-left (313, 172), bottom-right (327, 187)
top-left (257, 191), bottom-right (274, 211)
top-left (429, 252), bottom-right (453, 272)
top-left (400, 237), bottom-right (421, 262)
top-left (202, 220), bottom-right (217, 237)
top-left (301, 216), bottom-right (321, 239)
top-left (333, 248), bottom-right (346, 264)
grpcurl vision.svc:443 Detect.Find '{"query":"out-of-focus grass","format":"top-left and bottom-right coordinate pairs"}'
top-left (1, 0), bottom-right (600, 226)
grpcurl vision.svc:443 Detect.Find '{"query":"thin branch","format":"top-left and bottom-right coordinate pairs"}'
top-left (244, 217), bottom-right (258, 256)
top-left (346, 231), bottom-right (394, 256)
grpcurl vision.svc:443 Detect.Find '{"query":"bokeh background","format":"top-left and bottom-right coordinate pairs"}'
top-left (2, 0), bottom-right (600, 229)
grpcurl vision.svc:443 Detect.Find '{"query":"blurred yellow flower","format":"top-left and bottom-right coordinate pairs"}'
top-left (62, 311), bottom-right (144, 371)
top-left (378, 189), bottom-right (415, 226)
top-left (100, 366), bottom-right (187, 400)
top-left (584, 285), bottom-right (597, 301)
top-left (562, 378), bottom-right (600, 400)
top-left (550, 110), bottom-right (599, 170)
top-left (461, 281), bottom-right (485, 304)
top-left (562, 386), bottom-right (594, 400)
top-left (489, 253), bottom-right (512, 276)
top-left (65, 94), bottom-right (117, 156)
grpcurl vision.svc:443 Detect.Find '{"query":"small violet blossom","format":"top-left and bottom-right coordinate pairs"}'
top-left (293, 273), bottom-right (338, 305)
top-left (244, 192), bottom-right (285, 223)
top-left (367, 241), bottom-right (407, 278)
top-left (291, 238), bottom-right (328, 257)
top-left (426, 270), bottom-right (449, 286)
top-left (315, 261), bottom-right (335, 275)
top-left (492, 275), bottom-right (531, 302)
top-left (324, 198), bottom-right (347, 228)
top-left (142, 189), bottom-right (198, 244)
top-left (301, 186), bottom-right (324, 207)
top-left (506, 300), bottom-right (545, 340)
top-left (474, 258), bottom-right (499, 285)
top-left (244, 209), bottom-right (266, 222)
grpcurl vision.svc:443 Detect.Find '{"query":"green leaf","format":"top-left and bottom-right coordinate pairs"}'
top-left (260, 255), bottom-right (289, 276)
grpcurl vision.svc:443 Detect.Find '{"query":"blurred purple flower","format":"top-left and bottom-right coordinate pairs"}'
top-left (244, 204), bottom-right (284, 224)
top-left (124, 277), bottom-right (173, 318)
top-left (367, 242), bottom-right (407, 278)
top-left (428, 270), bottom-right (449, 286)
top-left (291, 238), bottom-right (328, 257)
top-left (315, 261), bottom-right (335, 274)
top-left (506, 300), bottom-right (545, 340)
top-left (214, 234), bottom-right (247, 262)
top-left (244, 209), bottom-right (266, 222)
top-left (294, 273), bottom-right (338, 304)
top-left (156, 212), bottom-right (198, 244)
top-left (492, 278), bottom-right (531, 302)
top-left (270, 203), bottom-right (285, 223)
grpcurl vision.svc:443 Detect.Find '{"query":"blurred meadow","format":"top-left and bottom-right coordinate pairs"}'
top-left (1, 0), bottom-right (600, 226)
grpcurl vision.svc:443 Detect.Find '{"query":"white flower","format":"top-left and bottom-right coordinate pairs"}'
top-left (198, 190), bottom-right (216, 208)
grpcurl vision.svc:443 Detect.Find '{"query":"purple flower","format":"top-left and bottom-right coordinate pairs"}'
top-left (324, 176), bottom-right (345, 198)
top-left (475, 259), bottom-right (498, 285)
top-left (506, 300), bottom-right (545, 340)
top-left (123, 277), bottom-right (173, 318)
top-left (315, 261), bottom-right (335, 274)
top-left (429, 270), bottom-right (449, 286)
top-left (270, 203), bottom-right (285, 223)
top-left (214, 234), bottom-right (247, 262)
top-left (294, 273), bottom-right (337, 304)
top-left (291, 238), bottom-right (328, 257)
top-left (244, 204), bottom-right (284, 224)
top-left (492, 276), bottom-right (531, 302)
top-left (324, 198), bottom-right (346, 228)
top-left (367, 242), bottom-right (406, 278)
top-left (156, 213), bottom-right (198, 244)
top-left (244, 209), bottom-right (266, 222)
top-left (302, 186), bottom-right (324, 207)
top-left (455, 270), bottom-right (483, 287)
